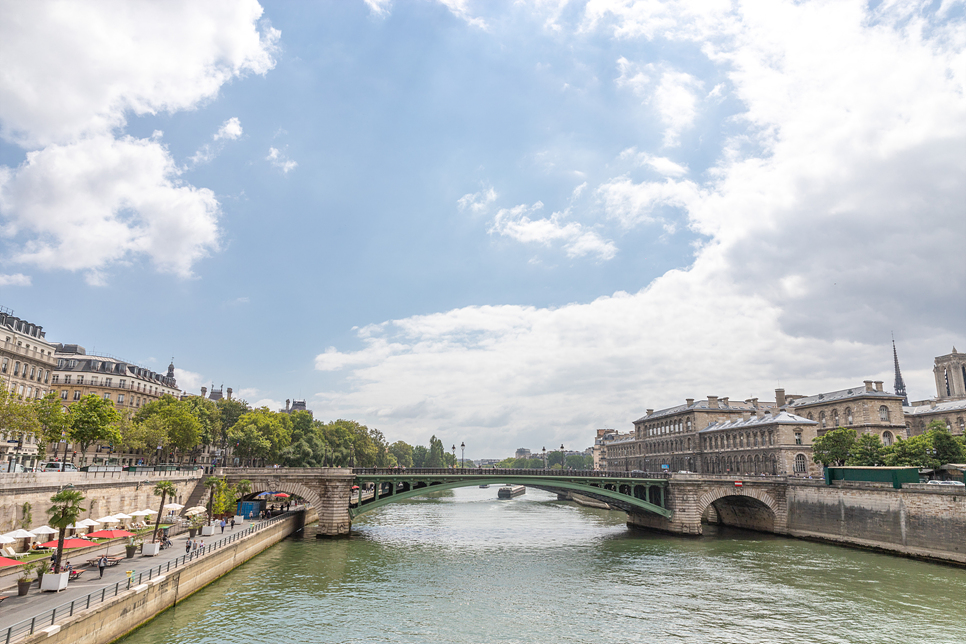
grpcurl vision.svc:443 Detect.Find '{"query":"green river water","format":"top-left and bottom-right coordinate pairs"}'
top-left (119, 487), bottom-right (965, 644)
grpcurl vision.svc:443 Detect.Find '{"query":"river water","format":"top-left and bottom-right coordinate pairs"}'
top-left (120, 487), bottom-right (965, 644)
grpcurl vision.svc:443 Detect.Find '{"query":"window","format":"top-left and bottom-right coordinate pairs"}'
top-left (64, 375), bottom-right (71, 384)
top-left (61, 390), bottom-right (68, 400)
top-left (29, 366), bottom-right (36, 379)
top-left (832, 410), bottom-right (838, 427)
top-left (77, 375), bottom-right (84, 385)
top-left (795, 432), bottom-right (802, 445)
top-left (118, 394), bottom-right (124, 404)
top-left (103, 393), bottom-right (111, 400)
top-left (90, 376), bottom-right (98, 386)
top-left (845, 408), bottom-right (853, 425)
top-left (882, 431), bottom-right (894, 447)
top-left (44, 370), bottom-right (49, 383)
top-left (794, 454), bottom-right (807, 473)
top-left (819, 411), bottom-right (826, 428)
top-left (119, 379), bottom-right (126, 389)
top-left (73, 391), bottom-right (81, 401)
top-left (878, 406), bottom-right (890, 422)
top-left (13, 361), bottom-right (20, 376)
top-left (1, 358), bottom-right (6, 373)
top-left (105, 377), bottom-right (112, 387)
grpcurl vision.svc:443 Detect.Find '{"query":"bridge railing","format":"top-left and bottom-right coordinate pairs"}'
top-left (352, 468), bottom-right (671, 479)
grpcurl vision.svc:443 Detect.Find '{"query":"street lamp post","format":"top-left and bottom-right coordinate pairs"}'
top-left (542, 447), bottom-right (546, 470)
top-left (560, 444), bottom-right (565, 470)
top-left (451, 445), bottom-right (456, 468)
top-left (460, 442), bottom-right (465, 469)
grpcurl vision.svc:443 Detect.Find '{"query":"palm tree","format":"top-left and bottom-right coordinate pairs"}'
top-left (47, 489), bottom-right (86, 574)
top-left (204, 476), bottom-right (220, 518)
top-left (151, 480), bottom-right (177, 542)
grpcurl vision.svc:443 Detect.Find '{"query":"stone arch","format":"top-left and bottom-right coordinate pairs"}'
top-left (236, 479), bottom-right (325, 520)
top-left (697, 485), bottom-right (782, 534)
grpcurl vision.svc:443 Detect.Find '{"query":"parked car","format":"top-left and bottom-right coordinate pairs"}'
top-left (40, 462), bottom-right (78, 472)
top-left (927, 479), bottom-right (965, 486)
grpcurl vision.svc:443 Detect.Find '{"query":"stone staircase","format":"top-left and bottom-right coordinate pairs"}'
top-left (179, 478), bottom-right (208, 516)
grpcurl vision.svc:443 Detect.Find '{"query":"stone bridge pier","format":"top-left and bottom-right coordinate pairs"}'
top-left (217, 468), bottom-right (355, 537)
top-left (627, 474), bottom-right (789, 536)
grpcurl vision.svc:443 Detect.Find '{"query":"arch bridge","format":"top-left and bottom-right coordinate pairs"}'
top-left (349, 468), bottom-right (672, 520)
top-left (216, 467), bottom-right (671, 537)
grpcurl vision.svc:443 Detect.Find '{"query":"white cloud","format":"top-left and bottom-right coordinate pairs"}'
top-left (266, 147), bottom-right (298, 173)
top-left (654, 70), bottom-right (702, 146)
top-left (213, 117), bottom-right (243, 141)
top-left (0, 2), bottom-right (277, 281)
top-left (489, 202), bottom-right (617, 261)
top-left (0, 273), bottom-right (31, 287)
top-left (0, 135), bottom-right (220, 283)
top-left (457, 187), bottom-right (498, 214)
top-left (437, 0), bottom-right (489, 30)
top-left (236, 387), bottom-right (260, 400)
top-left (619, 147), bottom-right (689, 176)
top-left (364, 0), bottom-right (393, 17)
top-left (253, 398), bottom-right (284, 411)
top-left (174, 368), bottom-right (205, 394)
top-left (312, 1), bottom-right (966, 456)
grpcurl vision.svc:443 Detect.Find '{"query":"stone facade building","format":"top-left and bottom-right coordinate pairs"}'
top-left (782, 381), bottom-right (906, 446)
top-left (0, 309), bottom-right (56, 401)
top-left (51, 344), bottom-right (180, 411)
top-left (903, 348), bottom-right (966, 436)
top-left (933, 348), bottom-right (966, 402)
top-left (698, 411), bottom-right (821, 476)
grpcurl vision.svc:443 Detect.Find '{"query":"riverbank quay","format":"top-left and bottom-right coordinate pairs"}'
top-left (1, 506), bottom-right (316, 644)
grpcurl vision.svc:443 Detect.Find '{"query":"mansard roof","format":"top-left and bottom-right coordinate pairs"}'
top-left (634, 398), bottom-right (770, 424)
top-left (904, 399), bottom-right (966, 415)
top-left (785, 385), bottom-right (902, 408)
top-left (699, 411), bottom-right (816, 432)
top-left (53, 348), bottom-right (176, 388)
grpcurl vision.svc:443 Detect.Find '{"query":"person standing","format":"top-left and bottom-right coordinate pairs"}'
top-left (98, 555), bottom-right (107, 579)
top-left (185, 538), bottom-right (192, 554)
top-left (220, 518), bottom-right (226, 533)
top-left (230, 517), bottom-right (235, 530)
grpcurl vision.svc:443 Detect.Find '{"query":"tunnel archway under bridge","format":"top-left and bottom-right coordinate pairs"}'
top-left (349, 471), bottom-right (672, 520)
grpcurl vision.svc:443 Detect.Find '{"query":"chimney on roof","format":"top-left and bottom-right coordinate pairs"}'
top-left (708, 395), bottom-right (719, 408)
top-left (775, 388), bottom-right (786, 407)
top-left (930, 400), bottom-right (937, 409)
top-left (864, 380), bottom-right (874, 392)
top-left (874, 381), bottom-right (883, 392)
top-left (721, 396), bottom-right (730, 407)
top-left (686, 398), bottom-right (694, 406)
top-left (749, 397), bottom-right (759, 409)
top-left (226, 387), bottom-right (232, 400)
top-left (742, 411), bottom-right (751, 421)
top-left (201, 386), bottom-right (207, 398)
top-left (646, 409), bottom-right (653, 416)
top-left (285, 399), bottom-right (291, 411)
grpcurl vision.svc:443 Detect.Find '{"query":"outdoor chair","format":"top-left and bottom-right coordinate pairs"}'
top-left (2, 547), bottom-right (27, 559)
top-left (68, 569), bottom-right (86, 581)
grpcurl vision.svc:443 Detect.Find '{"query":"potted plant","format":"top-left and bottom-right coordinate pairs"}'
top-left (18, 562), bottom-right (36, 596)
top-left (188, 514), bottom-right (205, 538)
top-left (43, 488), bottom-right (86, 592)
top-left (36, 559), bottom-right (51, 587)
top-left (125, 536), bottom-right (142, 559)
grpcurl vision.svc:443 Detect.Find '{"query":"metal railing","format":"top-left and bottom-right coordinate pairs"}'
top-left (2, 510), bottom-right (301, 644)
top-left (352, 468), bottom-right (672, 479)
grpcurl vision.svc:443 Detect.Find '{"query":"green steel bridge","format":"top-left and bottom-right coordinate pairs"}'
top-left (349, 468), bottom-right (673, 519)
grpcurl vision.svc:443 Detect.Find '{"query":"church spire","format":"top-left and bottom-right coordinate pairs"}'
top-left (893, 334), bottom-right (908, 406)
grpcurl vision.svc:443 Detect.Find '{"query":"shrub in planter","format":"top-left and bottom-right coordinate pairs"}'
top-left (35, 559), bottom-right (51, 587)
top-left (18, 562), bottom-right (36, 596)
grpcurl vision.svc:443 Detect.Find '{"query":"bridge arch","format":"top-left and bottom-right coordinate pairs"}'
top-left (697, 486), bottom-right (780, 533)
top-left (234, 479), bottom-right (325, 520)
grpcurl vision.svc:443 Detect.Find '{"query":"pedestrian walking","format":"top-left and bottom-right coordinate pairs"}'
top-left (220, 519), bottom-right (226, 533)
top-left (185, 538), bottom-right (192, 554)
top-left (230, 518), bottom-right (235, 530)
top-left (98, 555), bottom-right (107, 579)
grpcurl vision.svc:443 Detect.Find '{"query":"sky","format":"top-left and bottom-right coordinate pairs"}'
top-left (0, 0), bottom-right (964, 459)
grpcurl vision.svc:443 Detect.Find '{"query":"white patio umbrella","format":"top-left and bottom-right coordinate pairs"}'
top-left (184, 508), bottom-right (206, 516)
top-left (95, 516), bottom-right (120, 524)
top-left (0, 534), bottom-right (16, 544)
top-left (163, 503), bottom-right (184, 510)
top-left (112, 513), bottom-right (132, 519)
top-left (77, 518), bottom-right (100, 535)
top-left (4, 529), bottom-right (35, 552)
top-left (185, 506), bottom-right (207, 513)
top-left (140, 509), bottom-right (158, 515)
top-left (128, 510), bottom-right (150, 517)
top-left (30, 525), bottom-right (58, 536)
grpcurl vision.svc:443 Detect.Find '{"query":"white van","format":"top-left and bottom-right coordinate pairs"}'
top-left (40, 462), bottom-right (78, 472)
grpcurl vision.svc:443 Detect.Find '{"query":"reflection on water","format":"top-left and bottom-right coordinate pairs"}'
top-left (120, 487), bottom-right (966, 644)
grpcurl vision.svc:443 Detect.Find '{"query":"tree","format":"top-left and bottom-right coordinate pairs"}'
top-left (67, 394), bottom-right (121, 463)
top-left (152, 480), bottom-right (177, 542)
top-left (229, 422), bottom-right (272, 465)
top-left (427, 435), bottom-right (445, 468)
top-left (182, 396), bottom-right (222, 451)
top-left (33, 393), bottom-right (68, 456)
top-left (390, 441), bottom-right (414, 468)
top-left (412, 445), bottom-right (429, 468)
top-left (928, 422), bottom-right (966, 465)
top-left (228, 408), bottom-right (291, 465)
top-left (217, 398), bottom-right (250, 436)
top-left (883, 434), bottom-right (940, 469)
top-left (811, 428), bottom-right (857, 466)
top-left (47, 489), bottom-right (86, 573)
top-left (204, 476), bottom-right (220, 517)
top-left (0, 385), bottom-right (41, 456)
top-left (165, 406), bottom-right (202, 462)
top-left (847, 433), bottom-right (885, 466)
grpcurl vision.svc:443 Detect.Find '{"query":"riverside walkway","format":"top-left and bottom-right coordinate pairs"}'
top-left (0, 511), bottom-right (301, 643)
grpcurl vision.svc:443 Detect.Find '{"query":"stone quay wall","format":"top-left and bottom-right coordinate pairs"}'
top-left (20, 508), bottom-right (317, 644)
top-left (0, 471), bottom-right (204, 537)
top-left (784, 480), bottom-right (965, 564)
top-left (626, 476), bottom-right (965, 565)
